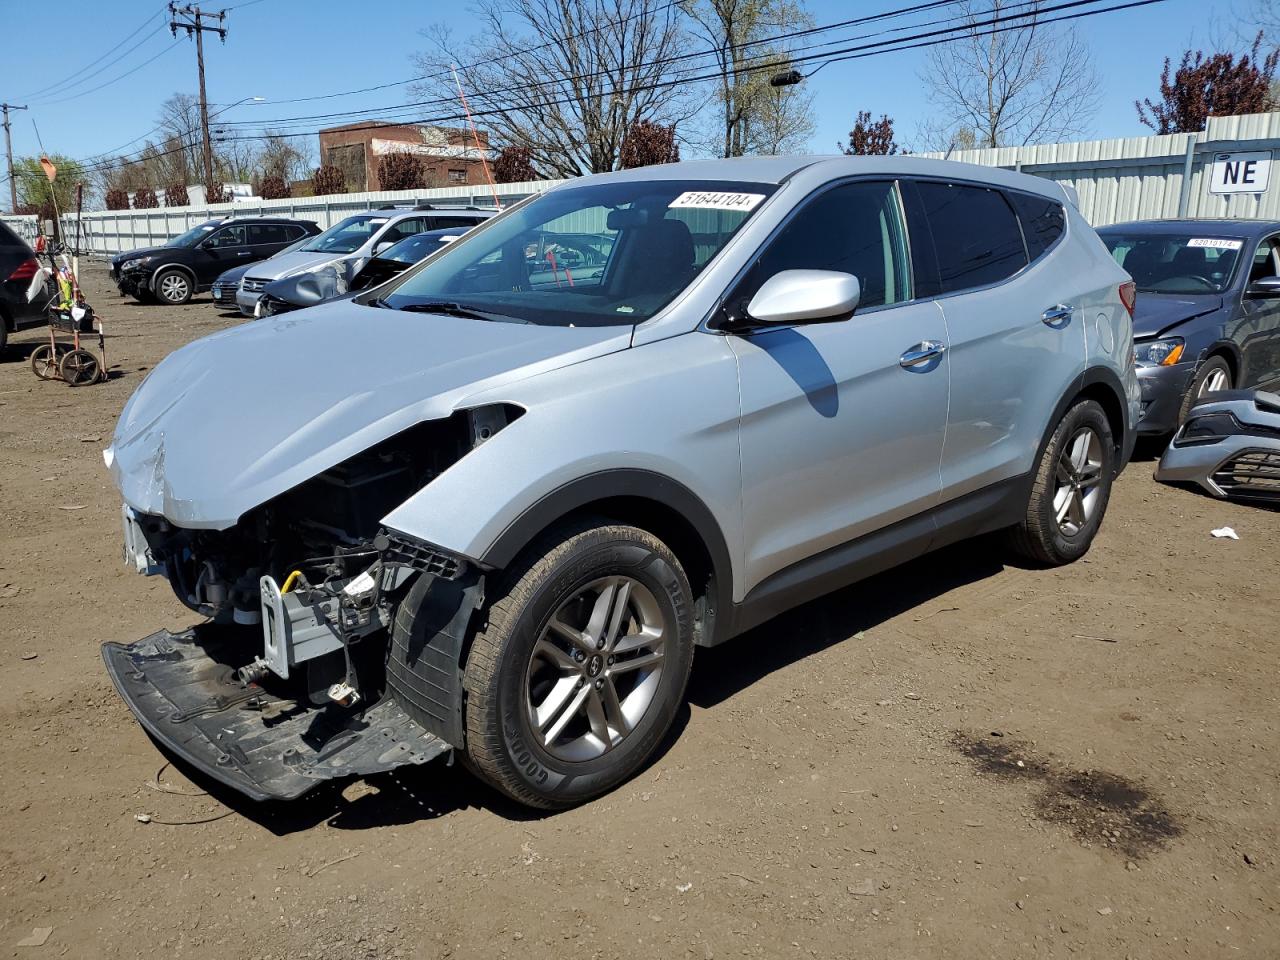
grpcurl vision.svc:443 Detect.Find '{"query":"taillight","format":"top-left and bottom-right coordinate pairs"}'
top-left (1118, 280), bottom-right (1136, 318)
top-left (7, 257), bottom-right (38, 282)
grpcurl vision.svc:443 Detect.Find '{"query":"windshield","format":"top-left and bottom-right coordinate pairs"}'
top-left (379, 232), bottom-right (460, 264)
top-left (300, 215), bottom-right (387, 254)
top-left (380, 180), bottom-right (777, 326)
top-left (1103, 233), bottom-right (1244, 294)
top-left (166, 222), bottom-right (218, 248)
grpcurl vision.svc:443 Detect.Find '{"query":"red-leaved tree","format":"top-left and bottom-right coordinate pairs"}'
top-left (840, 112), bottom-right (899, 156)
top-left (205, 180), bottom-right (229, 204)
top-left (493, 145), bottom-right (536, 183)
top-left (105, 188), bottom-right (130, 211)
top-left (1137, 35), bottom-right (1280, 134)
top-left (133, 187), bottom-right (159, 209)
top-left (311, 165), bottom-right (346, 196)
top-left (259, 174), bottom-right (290, 200)
top-left (619, 121), bottom-right (680, 169)
top-left (378, 151), bottom-right (427, 190)
top-left (165, 182), bottom-right (189, 207)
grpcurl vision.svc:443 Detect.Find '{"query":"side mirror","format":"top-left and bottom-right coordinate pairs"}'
top-left (1247, 276), bottom-right (1280, 298)
top-left (373, 241), bottom-right (393, 256)
top-left (745, 269), bottom-right (860, 325)
top-left (199, 238), bottom-right (214, 249)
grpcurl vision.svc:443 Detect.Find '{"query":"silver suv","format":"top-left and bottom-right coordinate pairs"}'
top-left (103, 156), bottom-right (1138, 809)
top-left (234, 206), bottom-right (494, 314)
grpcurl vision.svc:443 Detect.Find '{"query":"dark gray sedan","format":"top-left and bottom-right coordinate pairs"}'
top-left (1099, 218), bottom-right (1280, 435)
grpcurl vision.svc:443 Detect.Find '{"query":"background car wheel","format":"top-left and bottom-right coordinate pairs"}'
top-left (153, 269), bottom-right (192, 305)
top-left (1178, 355), bottom-right (1233, 424)
top-left (459, 520), bottom-right (694, 809)
top-left (1008, 398), bottom-right (1116, 566)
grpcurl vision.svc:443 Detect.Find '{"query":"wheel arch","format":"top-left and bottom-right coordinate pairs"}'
top-left (1039, 367), bottom-right (1130, 474)
top-left (1200, 342), bottom-right (1240, 383)
top-left (482, 469), bottom-right (734, 648)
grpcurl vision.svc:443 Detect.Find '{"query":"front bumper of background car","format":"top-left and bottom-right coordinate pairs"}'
top-left (1135, 360), bottom-right (1196, 435)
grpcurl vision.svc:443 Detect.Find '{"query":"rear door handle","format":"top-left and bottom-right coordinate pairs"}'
top-left (1042, 304), bottom-right (1074, 326)
top-left (900, 340), bottom-right (947, 369)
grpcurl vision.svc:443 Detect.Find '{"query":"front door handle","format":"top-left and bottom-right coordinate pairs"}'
top-left (900, 340), bottom-right (947, 369)
top-left (1042, 304), bottom-right (1074, 326)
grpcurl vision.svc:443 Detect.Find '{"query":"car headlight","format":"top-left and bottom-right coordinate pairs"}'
top-left (1134, 337), bottom-right (1185, 368)
top-left (123, 256), bottom-right (153, 270)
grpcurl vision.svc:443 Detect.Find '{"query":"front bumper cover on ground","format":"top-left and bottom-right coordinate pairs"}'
top-left (1155, 389), bottom-right (1280, 502)
top-left (102, 628), bottom-right (450, 801)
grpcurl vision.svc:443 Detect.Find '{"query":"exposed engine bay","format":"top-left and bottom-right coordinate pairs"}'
top-left (106, 406), bottom-right (516, 799)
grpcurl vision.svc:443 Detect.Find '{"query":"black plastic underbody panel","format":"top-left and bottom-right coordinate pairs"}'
top-left (102, 629), bottom-right (450, 801)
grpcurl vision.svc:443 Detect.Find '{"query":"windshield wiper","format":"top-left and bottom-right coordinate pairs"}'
top-left (394, 301), bottom-right (527, 323)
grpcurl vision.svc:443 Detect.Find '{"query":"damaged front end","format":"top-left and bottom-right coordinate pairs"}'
top-left (105, 407), bottom-right (510, 800)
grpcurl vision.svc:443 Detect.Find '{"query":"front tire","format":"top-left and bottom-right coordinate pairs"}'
top-left (462, 521), bottom-right (694, 809)
top-left (1177, 355), bottom-right (1233, 424)
top-left (153, 268), bottom-right (192, 305)
top-left (1008, 398), bottom-right (1115, 566)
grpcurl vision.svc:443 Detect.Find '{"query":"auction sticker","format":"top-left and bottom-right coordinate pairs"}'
top-left (669, 191), bottom-right (765, 211)
top-left (1187, 238), bottom-right (1243, 250)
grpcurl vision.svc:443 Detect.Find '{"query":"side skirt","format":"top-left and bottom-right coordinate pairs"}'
top-left (716, 474), bottom-right (1028, 644)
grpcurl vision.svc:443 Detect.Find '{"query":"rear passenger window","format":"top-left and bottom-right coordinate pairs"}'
top-left (915, 181), bottom-right (1027, 293)
top-left (248, 224), bottom-right (289, 244)
top-left (1009, 191), bottom-right (1066, 261)
top-left (736, 180), bottom-right (912, 311)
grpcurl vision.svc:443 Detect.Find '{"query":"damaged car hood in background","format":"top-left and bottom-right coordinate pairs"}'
top-left (106, 301), bottom-right (631, 528)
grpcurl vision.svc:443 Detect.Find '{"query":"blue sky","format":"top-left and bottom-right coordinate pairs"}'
top-left (0, 0), bottom-right (1226, 200)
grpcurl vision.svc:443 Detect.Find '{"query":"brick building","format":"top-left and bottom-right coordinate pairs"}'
top-left (317, 122), bottom-right (492, 192)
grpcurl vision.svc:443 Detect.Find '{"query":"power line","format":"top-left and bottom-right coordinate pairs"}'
top-left (32, 37), bottom-right (184, 107)
top-left (212, 0), bottom-right (1166, 149)
top-left (20, 6), bottom-right (168, 100)
top-left (214, 0), bottom-right (968, 131)
top-left (29, 22), bottom-right (175, 105)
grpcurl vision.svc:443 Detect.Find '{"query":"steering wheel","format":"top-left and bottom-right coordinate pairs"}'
top-left (1184, 275), bottom-right (1217, 291)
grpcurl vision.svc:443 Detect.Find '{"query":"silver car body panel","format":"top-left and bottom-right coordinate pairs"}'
top-left (107, 155), bottom-right (1134, 608)
top-left (107, 300), bottom-right (629, 529)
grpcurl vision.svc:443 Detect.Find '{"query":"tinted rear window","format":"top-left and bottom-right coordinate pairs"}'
top-left (1009, 191), bottom-right (1066, 261)
top-left (916, 181), bottom-right (1028, 293)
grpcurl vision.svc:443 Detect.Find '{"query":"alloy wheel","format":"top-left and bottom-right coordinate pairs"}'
top-left (1198, 367), bottom-right (1230, 397)
top-left (1053, 427), bottom-right (1104, 536)
top-left (525, 575), bottom-right (666, 762)
top-left (159, 273), bottom-right (189, 303)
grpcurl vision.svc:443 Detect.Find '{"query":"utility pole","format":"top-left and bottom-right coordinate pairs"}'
top-left (168, 4), bottom-right (226, 199)
top-left (2, 103), bottom-right (28, 213)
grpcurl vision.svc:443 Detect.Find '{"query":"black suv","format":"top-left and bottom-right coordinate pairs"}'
top-left (0, 221), bottom-right (53, 354)
top-left (111, 217), bottom-right (320, 305)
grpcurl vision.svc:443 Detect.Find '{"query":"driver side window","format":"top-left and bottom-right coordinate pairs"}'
top-left (1250, 236), bottom-right (1280, 284)
top-left (734, 180), bottom-right (912, 312)
top-left (207, 225), bottom-right (246, 248)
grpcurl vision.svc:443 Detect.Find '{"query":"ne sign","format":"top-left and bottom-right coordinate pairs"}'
top-left (1209, 151), bottom-right (1272, 195)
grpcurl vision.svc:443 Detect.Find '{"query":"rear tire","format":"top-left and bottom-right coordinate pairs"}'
top-left (1008, 398), bottom-right (1115, 566)
top-left (461, 520), bottom-right (694, 809)
top-left (1178, 355), bottom-right (1233, 424)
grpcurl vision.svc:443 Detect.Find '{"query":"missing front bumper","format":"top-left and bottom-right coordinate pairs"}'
top-left (102, 628), bottom-right (450, 801)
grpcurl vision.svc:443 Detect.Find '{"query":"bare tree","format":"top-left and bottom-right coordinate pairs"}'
top-left (411, 0), bottom-right (693, 177)
top-left (680, 0), bottom-right (814, 157)
top-left (920, 0), bottom-right (1100, 149)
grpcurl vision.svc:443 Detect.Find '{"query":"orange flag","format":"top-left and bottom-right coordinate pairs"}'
top-left (39, 155), bottom-right (56, 182)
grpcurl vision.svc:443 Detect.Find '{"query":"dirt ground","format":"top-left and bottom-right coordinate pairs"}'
top-left (0, 262), bottom-right (1277, 959)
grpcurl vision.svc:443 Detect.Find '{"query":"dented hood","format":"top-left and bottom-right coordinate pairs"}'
top-left (106, 300), bottom-right (631, 529)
